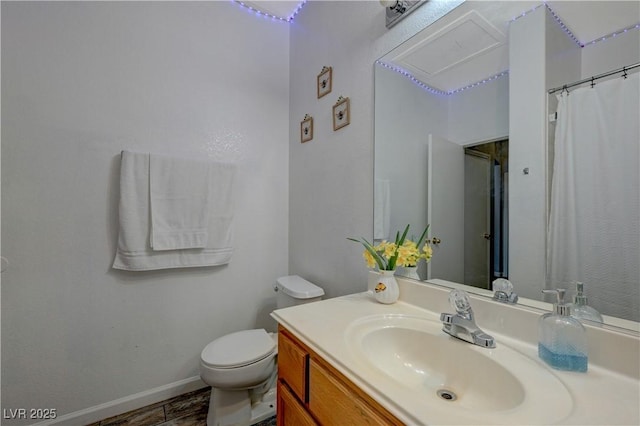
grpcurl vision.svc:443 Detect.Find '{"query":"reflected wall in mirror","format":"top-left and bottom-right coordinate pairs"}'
top-left (374, 1), bottom-right (640, 328)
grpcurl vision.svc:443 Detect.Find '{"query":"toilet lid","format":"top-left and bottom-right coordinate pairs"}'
top-left (201, 329), bottom-right (276, 369)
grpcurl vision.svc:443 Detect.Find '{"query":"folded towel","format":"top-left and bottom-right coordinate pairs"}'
top-left (150, 153), bottom-right (211, 250)
top-left (112, 151), bottom-right (236, 271)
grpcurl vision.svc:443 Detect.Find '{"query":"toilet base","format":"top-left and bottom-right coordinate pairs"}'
top-left (248, 387), bottom-right (276, 425)
top-left (207, 385), bottom-right (276, 426)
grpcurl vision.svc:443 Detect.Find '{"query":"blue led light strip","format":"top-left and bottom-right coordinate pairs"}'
top-left (542, 4), bottom-right (582, 46)
top-left (448, 70), bottom-right (509, 95)
top-left (540, 3), bottom-right (639, 49)
top-left (233, 0), bottom-right (307, 22)
top-left (375, 60), bottom-right (509, 96)
top-left (375, 60), bottom-right (449, 95)
top-left (510, 3), bottom-right (545, 23)
top-left (582, 22), bottom-right (640, 47)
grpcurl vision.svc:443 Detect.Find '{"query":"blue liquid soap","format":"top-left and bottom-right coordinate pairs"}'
top-left (538, 289), bottom-right (588, 373)
top-left (538, 343), bottom-right (588, 372)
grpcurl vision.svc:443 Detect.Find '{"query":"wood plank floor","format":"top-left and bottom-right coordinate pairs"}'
top-left (86, 386), bottom-right (277, 426)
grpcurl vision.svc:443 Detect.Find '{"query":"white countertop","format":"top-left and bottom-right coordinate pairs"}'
top-left (271, 281), bottom-right (640, 425)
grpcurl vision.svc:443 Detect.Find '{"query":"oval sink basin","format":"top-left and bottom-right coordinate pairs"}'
top-left (345, 314), bottom-right (573, 424)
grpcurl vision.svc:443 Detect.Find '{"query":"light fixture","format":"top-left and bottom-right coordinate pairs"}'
top-left (380, 0), bottom-right (426, 29)
top-left (380, 0), bottom-right (405, 14)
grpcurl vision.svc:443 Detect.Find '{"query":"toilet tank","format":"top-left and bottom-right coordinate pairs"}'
top-left (276, 275), bottom-right (324, 309)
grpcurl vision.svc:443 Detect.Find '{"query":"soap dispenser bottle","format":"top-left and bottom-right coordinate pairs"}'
top-left (569, 282), bottom-right (604, 324)
top-left (538, 289), bottom-right (588, 372)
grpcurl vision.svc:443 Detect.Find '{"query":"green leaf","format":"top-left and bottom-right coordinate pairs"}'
top-left (398, 224), bottom-right (410, 245)
top-left (348, 237), bottom-right (386, 270)
top-left (416, 224), bottom-right (430, 247)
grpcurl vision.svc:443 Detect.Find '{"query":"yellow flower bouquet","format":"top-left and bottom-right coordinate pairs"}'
top-left (349, 224), bottom-right (431, 271)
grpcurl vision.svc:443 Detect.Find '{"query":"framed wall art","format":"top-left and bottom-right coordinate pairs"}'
top-left (332, 96), bottom-right (350, 131)
top-left (300, 114), bottom-right (313, 143)
top-left (317, 66), bottom-right (332, 98)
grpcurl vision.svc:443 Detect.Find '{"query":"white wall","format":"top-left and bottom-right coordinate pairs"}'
top-left (288, 0), bottom-right (463, 298)
top-left (1, 2), bottom-right (289, 423)
top-left (447, 76), bottom-right (509, 146)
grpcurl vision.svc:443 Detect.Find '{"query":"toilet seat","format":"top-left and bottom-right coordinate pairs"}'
top-left (201, 329), bottom-right (276, 369)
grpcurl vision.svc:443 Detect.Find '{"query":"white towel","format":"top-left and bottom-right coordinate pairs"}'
top-left (374, 178), bottom-right (390, 241)
top-left (149, 153), bottom-right (210, 250)
top-left (112, 151), bottom-right (236, 271)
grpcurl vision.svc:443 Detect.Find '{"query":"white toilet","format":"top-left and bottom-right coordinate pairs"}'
top-left (200, 275), bottom-right (324, 426)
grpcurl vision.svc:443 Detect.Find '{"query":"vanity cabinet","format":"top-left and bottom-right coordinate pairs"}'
top-left (277, 325), bottom-right (403, 426)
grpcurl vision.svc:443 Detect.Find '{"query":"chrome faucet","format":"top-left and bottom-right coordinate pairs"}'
top-left (440, 289), bottom-right (496, 348)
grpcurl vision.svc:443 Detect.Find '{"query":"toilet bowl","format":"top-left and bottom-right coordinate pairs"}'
top-left (200, 275), bottom-right (324, 426)
top-left (200, 329), bottom-right (278, 426)
top-left (200, 329), bottom-right (277, 389)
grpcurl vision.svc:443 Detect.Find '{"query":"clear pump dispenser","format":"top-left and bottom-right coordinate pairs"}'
top-left (538, 289), bottom-right (588, 372)
top-left (569, 282), bottom-right (604, 324)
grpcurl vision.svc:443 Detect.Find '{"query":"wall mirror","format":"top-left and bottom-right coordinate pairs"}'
top-left (374, 0), bottom-right (639, 330)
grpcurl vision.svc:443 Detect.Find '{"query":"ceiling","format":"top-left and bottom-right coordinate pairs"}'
top-left (245, 1), bottom-right (639, 94)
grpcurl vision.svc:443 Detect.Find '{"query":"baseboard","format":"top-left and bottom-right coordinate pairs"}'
top-left (30, 376), bottom-right (207, 426)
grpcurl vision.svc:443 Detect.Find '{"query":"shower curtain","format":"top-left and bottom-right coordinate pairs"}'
top-left (547, 72), bottom-right (639, 322)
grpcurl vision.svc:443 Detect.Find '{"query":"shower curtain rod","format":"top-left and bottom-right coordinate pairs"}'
top-left (548, 62), bottom-right (640, 94)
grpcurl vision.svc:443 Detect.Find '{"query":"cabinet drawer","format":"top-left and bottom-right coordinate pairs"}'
top-left (277, 380), bottom-right (318, 426)
top-left (278, 327), bottom-right (309, 402)
top-left (308, 359), bottom-right (395, 426)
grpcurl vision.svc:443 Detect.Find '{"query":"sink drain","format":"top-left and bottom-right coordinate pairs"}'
top-left (436, 389), bottom-right (457, 401)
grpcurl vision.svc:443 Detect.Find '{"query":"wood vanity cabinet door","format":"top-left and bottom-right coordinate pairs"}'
top-left (308, 358), bottom-right (400, 426)
top-left (278, 326), bottom-right (309, 402)
top-left (277, 380), bottom-right (318, 426)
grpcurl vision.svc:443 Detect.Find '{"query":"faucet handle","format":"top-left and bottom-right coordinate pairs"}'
top-left (492, 278), bottom-right (518, 304)
top-left (492, 278), bottom-right (513, 294)
top-left (472, 331), bottom-right (496, 348)
top-left (448, 289), bottom-right (472, 315)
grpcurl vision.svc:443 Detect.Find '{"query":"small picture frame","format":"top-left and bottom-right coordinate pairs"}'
top-left (332, 96), bottom-right (350, 131)
top-left (317, 66), bottom-right (332, 98)
top-left (300, 114), bottom-right (313, 143)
